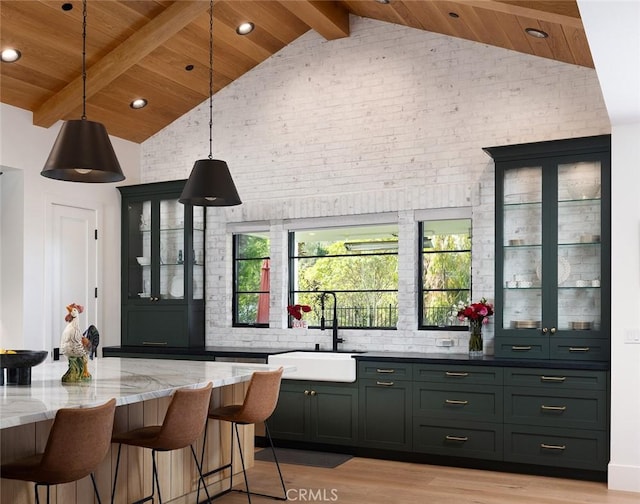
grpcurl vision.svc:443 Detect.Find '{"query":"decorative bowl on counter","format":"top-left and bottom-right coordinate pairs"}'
top-left (0, 350), bottom-right (48, 386)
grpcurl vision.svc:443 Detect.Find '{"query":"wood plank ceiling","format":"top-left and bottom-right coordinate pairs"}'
top-left (0, 1), bottom-right (592, 143)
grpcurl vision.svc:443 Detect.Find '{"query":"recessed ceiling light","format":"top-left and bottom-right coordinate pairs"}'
top-left (236, 22), bottom-right (255, 35)
top-left (61, 3), bottom-right (73, 11)
top-left (449, 12), bottom-right (460, 18)
top-left (130, 98), bottom-right (148, 110)
top-left (525, 27), bottom-right (549, 39)
top-left (185, 64), bottom-right (194, 71)
top-left (375, 0), bottom-right (391, 4)
top-left (1, 48), bottom-right (21, 63)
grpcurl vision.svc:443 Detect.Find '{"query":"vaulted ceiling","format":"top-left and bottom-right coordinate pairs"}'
top-left (0, 1), bottom-right (592, 143)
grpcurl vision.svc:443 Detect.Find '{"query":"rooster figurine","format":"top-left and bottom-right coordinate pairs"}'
top-left (60, 303), bottom-right (92, 382)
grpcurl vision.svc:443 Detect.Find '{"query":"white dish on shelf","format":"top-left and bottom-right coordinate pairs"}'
top-left (536, 257), bottom-right (570, 285)
top-left (136, 256), bottom-right (150, 266)
top-left (169, 275), bottom-right (184, 298)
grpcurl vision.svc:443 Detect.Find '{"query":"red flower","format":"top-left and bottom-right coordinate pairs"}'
top-left (287, 304), bottom-right (312, 320)
top-left (456, 298), bottom-right (494, 324)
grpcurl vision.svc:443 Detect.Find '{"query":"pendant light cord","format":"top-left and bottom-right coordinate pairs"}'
top-left (81, 0), bottom-right (87, 120)
top-left (208, 0), bottom-right (213, 160)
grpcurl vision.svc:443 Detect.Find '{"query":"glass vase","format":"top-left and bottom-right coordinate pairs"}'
top-left (468, 319), bottom-right (483, 358)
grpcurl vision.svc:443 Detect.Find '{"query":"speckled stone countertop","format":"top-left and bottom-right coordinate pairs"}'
top-left (0, 358), bottom-right (289, 429)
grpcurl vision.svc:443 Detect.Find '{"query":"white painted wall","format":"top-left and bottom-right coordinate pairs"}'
top-left (142, 17), bottom-right (610, 355)
top-left (0, 103), bottom-right (141, 352)
top-left (579, 0), bottom-right (640, 493)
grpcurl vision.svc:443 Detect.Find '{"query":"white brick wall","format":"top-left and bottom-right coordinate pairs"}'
top-left (141, 17), bottom-right (610, 354)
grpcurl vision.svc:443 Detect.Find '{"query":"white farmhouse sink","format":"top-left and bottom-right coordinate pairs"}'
top-left (268, 351), bottom-right (357, 383)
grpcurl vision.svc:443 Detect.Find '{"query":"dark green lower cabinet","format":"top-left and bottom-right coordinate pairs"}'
top-left (268, 380), bottom-right (358, 446)
top-left (504, 425), bottom-right (608, 470)
top-left (413, 418), bottom-right (503, 460)
top-left (358, 379), bottom-right (412, 451)
top-left (122, 305), bottom-right (188, 347)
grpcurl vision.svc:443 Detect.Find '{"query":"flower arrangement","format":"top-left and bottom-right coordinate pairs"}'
top-left (287, 304), bottom-right (312, 320)
top-left (455, 297), bottom-right (494, 324)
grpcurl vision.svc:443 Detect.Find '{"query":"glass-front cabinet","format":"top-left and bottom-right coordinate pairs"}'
top-left (118, 180), bottom-right (205, 347)
top-left (485, 135), bottom-right (610, 361)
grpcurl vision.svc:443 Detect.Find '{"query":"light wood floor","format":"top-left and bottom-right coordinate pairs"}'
top-left (211, 453), bottom-right (639, 504)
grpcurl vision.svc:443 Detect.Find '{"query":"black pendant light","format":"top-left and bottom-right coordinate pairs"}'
top-left (179, 0), bottom-right (241, 206)
top-left (41, 0), bottom-right (124, 183)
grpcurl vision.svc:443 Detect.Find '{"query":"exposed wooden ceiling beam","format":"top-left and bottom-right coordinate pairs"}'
top-left (33, 0), bottom-right (210, 128)
top-left (279, 0), bottom-right (350, 40)
top-left (462, 0), bottom-right (583, 28)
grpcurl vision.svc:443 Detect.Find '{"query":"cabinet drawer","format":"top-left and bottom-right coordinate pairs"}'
top-left (414, 383), bottom-right (503, 422)
top-left (413, 418), bottom-right (503, 460)
top-left (358, 361), bottom-right (412, 381)
top-left (504, 368), bottom-right (607, 391)
top-left (495, 338), bottom-right (549, 359)
top-left (414, 364), bottom-right (502, 385)
top-left (504, 387), bottom-right (607, 430)
top-left (551, 338), bottom-right (610, 361)
top-left (123, 306), bottom-right (187, 347)
top-left (504, 425), bottom-right (608, 471)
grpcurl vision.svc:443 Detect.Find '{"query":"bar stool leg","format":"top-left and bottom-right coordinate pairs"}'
top-left (234, 423), bottom-right (252, 503)
top-left (264, 422), bottom-right (287, 499)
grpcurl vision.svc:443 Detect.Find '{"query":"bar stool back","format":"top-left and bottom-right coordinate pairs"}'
top-left (199, 367), bottom-right (285, 503)
top-left (1, 398), bottom-right (117, 504)
top-left (111, 382), bottom-right (213, 504)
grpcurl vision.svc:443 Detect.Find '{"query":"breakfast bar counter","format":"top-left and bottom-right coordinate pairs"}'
top-left (1, 358), bottom-right (283, 504)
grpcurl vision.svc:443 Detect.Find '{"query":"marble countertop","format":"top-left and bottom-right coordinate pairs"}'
top-left (0, 358), bottom-right (286, 429)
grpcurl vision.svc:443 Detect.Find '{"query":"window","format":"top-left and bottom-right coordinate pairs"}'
top-left (233, 233), bottom-right (270, 326)
top-left (289, 224), bottom-right (398, 329)
top-left (419, 219), bottom-right (472, 330)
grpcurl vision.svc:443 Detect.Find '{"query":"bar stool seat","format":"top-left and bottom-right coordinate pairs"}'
top-left (1, 398), bottom-right (117, 504)
top-left (199, 367), bottom-right (285, 503)
top-left (111, 382), bottom-right (213, 504)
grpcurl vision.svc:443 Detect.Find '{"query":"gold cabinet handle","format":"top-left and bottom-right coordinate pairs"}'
top-left (445, 372), bottom-right (469, 377)
top-left (542, 327), bottom-right (548, 334)
top-left (142, 341), bottom-right (167, 346)
top-left (569, 347), bottom-right (590, 352)
top-left (540, 376), bottom-right (566, 382)
top-left (376, 381), bottom-right (394, 386)
top-left (445, 399), bottom-right (469, 405)
top-left (550, 327), bottom-right (557, 334)
top-left (512, 346), bottom-right (532, 351)
top-left (445, 435), bottom-right (468, 442)
top-left (540, 443), bottom-right (566, 451)
top-left (310, 390), bottom-right (317, 396)
top-left (541, 405), bottom-right (567, 412)
top-left (304, 390), bottom-right (310, 395)
top-left (376, 369), bottom-right (396, 374)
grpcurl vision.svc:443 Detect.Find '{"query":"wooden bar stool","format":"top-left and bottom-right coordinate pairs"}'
top-left (0, 398), bottom-right (117, 504)
top-left (111, 382), bottom-right (213, 504)
top-left (198, 367), bottom-right (286, 503)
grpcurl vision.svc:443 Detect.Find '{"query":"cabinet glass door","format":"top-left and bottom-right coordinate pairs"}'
top-left (159, 198), bottom-right (184, 300)
top-left (193, 206), bottom-right (205, 300)
top-left (501, 166), bottom-right (542, 332)
top-left (557, 161), bottom-right (602, 332)
top-left (126, 201), bottom-right (152, 300)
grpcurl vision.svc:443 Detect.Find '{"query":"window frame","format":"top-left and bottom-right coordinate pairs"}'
top-left (418, 219), bottom-right (472, 331)
top-left (232, 232), bottom-right (270, 328)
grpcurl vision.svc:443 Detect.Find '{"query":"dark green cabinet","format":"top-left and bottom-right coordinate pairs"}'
top-left (357, 361), bottom-right (412, 450)
top-left (268, 380), bottom-right (358, 446)
top-left (413, 364), bottom-right (503, 460)
top-left (485, 135), bottom-right (611, 361)
top-left (119, 180), bottom-right (205, 347)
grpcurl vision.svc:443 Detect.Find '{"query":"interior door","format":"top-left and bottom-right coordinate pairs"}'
top-left (50, 204), bottom-right (98, 354)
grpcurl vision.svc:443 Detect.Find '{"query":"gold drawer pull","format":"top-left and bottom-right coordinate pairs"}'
top-left (445, 372), bottom-right (469, 377)
top-left (512, 346), bottom-right (532, 351)
top-left (376, 381), bottom-right (395, 386)
top-left (142, 341), bottom-right (168, 346)
top-left (569, 347), bottom-right (590, 352)
top-left (445, 399), bottom-right (469, 405)
top-left (541, 443), bottom-right (566, 451)
top-left (376, 369), bottom-right (396, 374)
top-left (541, 405), bottom-right (567, 412)
top-left (541, 376), bottom-right (566, 382)
top-left (445, 435), bottom-right (468, 442)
